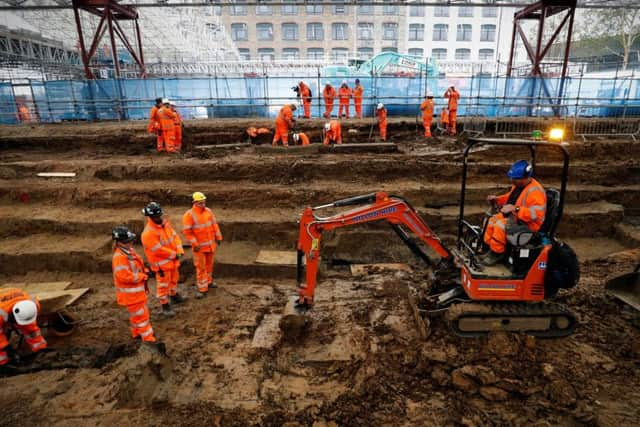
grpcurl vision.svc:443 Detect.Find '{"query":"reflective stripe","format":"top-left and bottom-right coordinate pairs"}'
top-left (0, 353), bottom-right (8, 362)
top-left (494, 221), bottom-right (506, 230)
top-left (116, 286), bottom-right (146, 293)
top-left (183, 225), bottom-right (193, 230)
top-left (140, 328), bottom-right (154, 337)
top-left (528, 205), bottom-right (546, 220)
top-left (133, 320), bottom-right (149, 329)
top-left (0, 309), bottom-right (7, 322)
top-left (31, 341), bottom-right (46, 350)
top-left (130, 308), bottom-right (145, 317)
top-left (192, 222), bottom-right (212, 229)
top-left (199, 240), bottom-right (215, 247)
top-left (152, 258), bottom-right (173, 267)
top-left (156, 283), bottom-right (169, 289)
top-left (150, 243), bottom-right (163, 252)
top-left (113, 265), bottom-right (129, 273)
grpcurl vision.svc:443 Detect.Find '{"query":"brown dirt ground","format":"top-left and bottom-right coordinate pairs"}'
top-left (0, 119), bottom-right (638, 426)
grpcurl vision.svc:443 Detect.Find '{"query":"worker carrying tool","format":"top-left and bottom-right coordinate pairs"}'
top-left (338, 81), bottom-right (352, 119)
top-left (353, 79), bottom-right (364, 119)
top-left (296, 81), bottom-right (312, 119)
top-left (482, 160), bottom-right (547, 266)
top-left (323, 120), bottom-right (342, 145)
top-left (376, 103), bottom-right (388, 141)
top-left (141, 202), bottom-right (185, 316)
top-left (444, 86), bottom-right (460, 135)
top-left (323, 82), bottom-right (337, 119)
top-left (0, 288), bottom-right (47, 366)
top-left (111, 226), bottom-right (157, 343)
top-left (157, 99), bottom-right (178, 153)
top-left (148, 98), bottom-right (163, 151)
top-left (293, 132), bottom-right (310, 146)
top-left (273, 104), bottom-right (297, 147)
top-left (420, 95), bottom-right (434, 138)
top-left (170, 101), bottom-right (183, 153)
top-left (183, 192), bottom-right (223, 299)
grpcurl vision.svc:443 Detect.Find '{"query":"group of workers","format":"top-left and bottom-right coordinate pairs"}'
top-left (420, 86), bottom-right (460, 138)
top-left (111, 192), bottom-right (222, 344)
top-left (148, 97), bottom-right (184, 153)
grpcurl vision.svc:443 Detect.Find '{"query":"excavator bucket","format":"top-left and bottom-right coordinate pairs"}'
top-left (605, 265), bottom-right (640, 311)
top-left (280, 296), bottom-right (310, 340)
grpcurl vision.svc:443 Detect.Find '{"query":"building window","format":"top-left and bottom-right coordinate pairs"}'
top-left (282, 23), bottom-right (299, 41)
top-left (256, 5), bottom-right (271, 15)
top-left (230, 5), bottom-right (246, 16)
top-left (383, 23), bottom-right (398, 40)
top-left (458, 7), bottom-right (473, 18)
top-left (434, 6), bottom-right (449, 17)
top-left (409, 5), bottom-right (425, 17)
top-left (358, 23), bottom-right (373, 40)
top-left (408, 24), bottom-right (424, 41)
top-left (480, 24), bottom-right (496, 42)
top-left (483, 7), bottom-right (498, 18)
top-left (455, 48), bottom-right (471, 60)
top-left (307, 22), bottom-right (324, 41)
top-left (332, 23), bottom-right (348, 40)
top-left (382, 47), bottom-right (398, 53)
top-left (258, 48), bottom-right (275, 61)
top-left (282, 48), bottom-right (299, 60)
top-left (238, 48), bottom-right (250, 60)
top-left (333, 2), bottom-right (348, 15)
top-left (307, 48), bottom-right (324, 60)
top-left (358, 47), bottom-right (374, 59)
top-left (457, 24), bottom-right (472, 42)
top-left (433, 24), bottom-right (448, 42)
top-left (383, 4), bottom-right (398, 15)
top-left (281, 0), bottom-right (297, 15)
top-left (357, 4), bottom-right (373, 15)
top-left (408, 48), bottom-right (424, 58)
top-left (306, 2), bottom-right (323, 15)
top-left (479, 48), bottom-right (494, 61)
top-left (432, 48), bottom-right (447, 60)
top-left (332, 48), bottom-right (349, 61)
top-left (256, 23), bottom-right (273, 41)
top-left (230, 23), bottom-right (248, 41)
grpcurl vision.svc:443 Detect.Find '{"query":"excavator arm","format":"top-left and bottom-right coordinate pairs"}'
top-left (296, 191), bottom-right (453, 307)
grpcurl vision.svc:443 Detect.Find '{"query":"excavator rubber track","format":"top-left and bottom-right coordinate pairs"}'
top-left (445, 302), bottom-right (576, 338)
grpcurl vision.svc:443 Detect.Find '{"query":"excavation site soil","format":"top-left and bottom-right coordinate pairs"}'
top-left (0, 117), bottom-right (639, 426)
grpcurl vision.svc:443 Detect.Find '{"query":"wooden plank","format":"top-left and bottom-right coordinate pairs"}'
top-left (34, 288), bottom-right (90, 314)
top-left (0, 281), bottom-right (73, 293)
top-left (350, 263), bottom-right (411, 276)
top-left (37, 172), bottom-right (76, 178)
top-left (255, 250), bottom-right (298, 266)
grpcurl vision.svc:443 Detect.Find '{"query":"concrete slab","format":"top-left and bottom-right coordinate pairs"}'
top-left (251, 314), bottom-right (283, 350)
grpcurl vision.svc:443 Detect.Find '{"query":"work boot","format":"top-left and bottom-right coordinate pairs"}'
top-left (170, 293), bottom-right (187, 305)
top-left (195, 291), bottom-right (207, 300)
top-left (482, 251), bottom-right (505, 266)
top-left (161, 303), bottom-right (175, 317)
top-left (208, 281), bottom-right (217, 289)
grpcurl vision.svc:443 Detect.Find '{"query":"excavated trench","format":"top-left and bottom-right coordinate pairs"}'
top-left (0, 119), bottom-right (639, 426)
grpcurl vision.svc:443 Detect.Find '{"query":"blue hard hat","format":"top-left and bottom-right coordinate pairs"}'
top-left (507, 160), bottom-right (532, 179)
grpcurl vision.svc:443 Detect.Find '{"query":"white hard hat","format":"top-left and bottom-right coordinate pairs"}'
top-left (377, 103), bottom-right (384, 110)
top-left (341, 80), bottom-right (347, 85)
top-left (13, 300), bottom-right (38, 325)
top-left (162, 98), bottom-right (170, 104)
top-left (324, 122), bottom-right (331, 131)
top-left (169, 101), bottom-right (176, 106)
top-left (293, 133), bottom-right (300, 142)
top-left (325, 81), bottom-right (331, 86)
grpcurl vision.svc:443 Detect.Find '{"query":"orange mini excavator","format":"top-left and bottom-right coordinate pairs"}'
top-left (293, 139), bottom-right (580, 337)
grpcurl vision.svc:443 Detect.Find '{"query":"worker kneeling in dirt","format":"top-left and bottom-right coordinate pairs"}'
top-left (141, 202), bottom-right (186, 317)
top-left (481, 160), bottom-right (547, 266)
top-left (112, 226), bottom-right (157, 343)
top-left (293, 132), bottom-right (310, 146)
top-left (182, 192), bottom-right (223, 299)
top-left (323, 120), bottom-right (342, 145)
top-left (0, 288), bottom-right (47, 366)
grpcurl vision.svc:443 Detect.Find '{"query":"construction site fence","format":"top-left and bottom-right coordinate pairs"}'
top-left (1, 74), bottom-right (640, 125)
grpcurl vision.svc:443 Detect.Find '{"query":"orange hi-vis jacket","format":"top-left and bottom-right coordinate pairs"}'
top-left (495, 178), bottom-right (547, 232)
top-left (420, 99), bottom-right (434, 119)
top-left (338, 86), bottom-right (352, 103)
top-left (182, 205), bottom-right (223, 253)
top-left (0, 288), bottom-right (46, 356)
top-left (440, 109), bottom-right (449, 125)
top-left (353, 85), bottom-right (364, 101)
top-left (157, 107), bottom-right (177, 135)
top-left (298, 82), bottom-right (311, 101)
top-left (298, 132), bottom-right (310, 146)
top-left (141, 218), bottom-right (184, 271)
top-left (147, 105), bottom-right (160, 133)
top-left (376, 107), bottom-right (387, 123)
top-left (324, 120), bottom-right (342, 145)
top-left (112, 245), bottom-right (149, 306)
top-left (276, 105), bottom-right (295, 129)
top-left (323, 85), bottom-right (336, 103)
top-left (445, 89), bottom-right (460, 111)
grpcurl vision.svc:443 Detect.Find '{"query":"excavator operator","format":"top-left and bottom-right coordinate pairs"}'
top-left (481, 160), bottom-right (547, 266)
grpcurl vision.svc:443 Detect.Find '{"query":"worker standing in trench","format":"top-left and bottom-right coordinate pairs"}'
top-left (273, 104), bottom-right (297, 147)
top-left (444, 86), bottom-right (460, 136)
top-left (111, 226), bottom-right (157, 344)
top-left (183, 192), bottom-right (223, 299)
top-left (420, 95), bottom-right (434, 138)
top-left (147, 98), bottom-right (163, 151)
top-left (157, 99), bottom-right (178, 153)
top-left (376, 103), bottom-right (388, 142)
